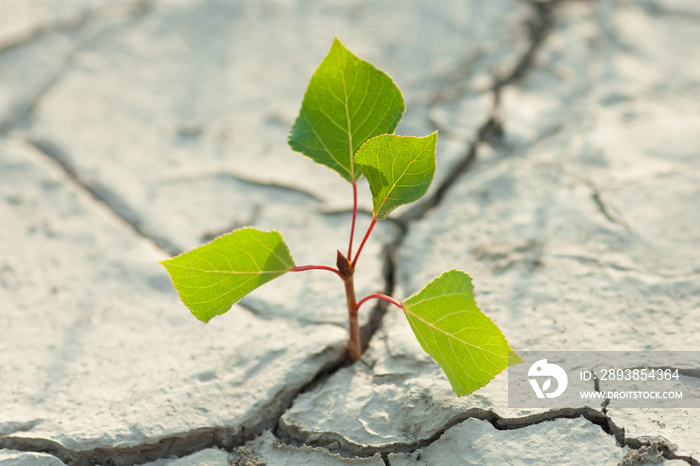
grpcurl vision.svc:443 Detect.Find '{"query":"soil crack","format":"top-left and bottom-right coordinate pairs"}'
top-left (24, 138), bottom-right (180, 256)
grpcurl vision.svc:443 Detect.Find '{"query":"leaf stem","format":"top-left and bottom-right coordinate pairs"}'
top-left (347, 182), bottom-right (358, 262)
top-left (351, 216), bottom-right (377, 269)
top-left (344, 274), bottom-right (361, 362)
top-left (291, 265), bottom-right (344, 280)
top-left (355, 293), bottom-right (404, 312)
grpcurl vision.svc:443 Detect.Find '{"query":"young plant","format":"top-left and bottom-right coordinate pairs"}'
top-left (161, 38), bottom-right (519, 396)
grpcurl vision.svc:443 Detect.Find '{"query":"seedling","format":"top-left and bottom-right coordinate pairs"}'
top-left (162, 38), bottom-right (519, 396)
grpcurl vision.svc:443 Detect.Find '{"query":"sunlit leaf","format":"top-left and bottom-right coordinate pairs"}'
top-left (161, 228), bottom-right (295, 323)
top-left (354, 132), bottom-right (437, 220)
top-left (289, 37), bottom-right (405, 183)
top-left (402, 270), bottom-right (519, 396)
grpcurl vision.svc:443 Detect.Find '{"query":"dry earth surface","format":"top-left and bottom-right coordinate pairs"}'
top-left (1, 0), bottom-right (699, 465)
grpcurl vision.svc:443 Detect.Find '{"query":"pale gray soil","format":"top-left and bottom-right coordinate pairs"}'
top-left (1, 0), bottom-right (698, 465)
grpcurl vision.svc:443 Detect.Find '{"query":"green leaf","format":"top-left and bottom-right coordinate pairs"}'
top-left (289, 37), bottom-right (405, 183)
top-left (161, 228), bottom-right (295, 323)
top-left (354, 132), bottom-right (437, 220)
top-left (402, 270), bottom-right (519, 396)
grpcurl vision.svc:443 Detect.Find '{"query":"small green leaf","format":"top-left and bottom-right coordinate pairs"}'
top-left (354, 132), bottom-right (437, 220)
top-left (402, 270), bottom-right (518, 396)
top-left (161, 228), bottom-right (295, 323)
top-left (289, 37), bottom-right (405, 183)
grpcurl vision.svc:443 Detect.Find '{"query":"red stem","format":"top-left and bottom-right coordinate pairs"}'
top-left (355, 293), bottom-right (404, 312)
top-left (351, 216), bottom-right (377, 269)
top-left (291, 265), bottom-right (344, 280)
top-left (347, 182), bottom-right (358, 261)
top-left (344, 275), bottom-right (361, 361)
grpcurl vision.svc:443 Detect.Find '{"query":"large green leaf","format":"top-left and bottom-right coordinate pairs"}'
top-left (161, 228), bottom-right (295, 323)
top-left (354, 132), bottom-right (437, 220)
top-left (289, 37), bottom-right (405, 183)
top-left (402, 270), bottom-right (519, 396)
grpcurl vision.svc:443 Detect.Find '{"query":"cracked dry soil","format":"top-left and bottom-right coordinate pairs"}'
top-left (1, 0), bottom-right (699, 464)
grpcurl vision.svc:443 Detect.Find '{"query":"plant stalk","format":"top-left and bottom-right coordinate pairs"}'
top-left (344, 274), bottom-right (361, 362)
top-left (337, 250), bottom-right (361, 361)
